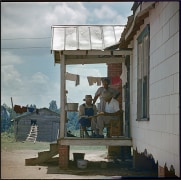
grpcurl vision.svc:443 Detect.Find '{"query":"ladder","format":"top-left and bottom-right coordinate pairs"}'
top-left (26, 125), bottom-right (38, 143)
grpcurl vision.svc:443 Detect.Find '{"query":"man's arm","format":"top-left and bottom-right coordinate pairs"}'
top-left (100, 110), bottom-right (121, 116)
top-left (78, 105), bottom-right (86, 118)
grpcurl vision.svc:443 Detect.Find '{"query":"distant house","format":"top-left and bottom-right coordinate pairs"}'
top-left (1, 105), bottom-right (11, 132)
top-left (12, 108), bottom-right (60, 142)
top-left (119, 2), bottom-right (179, 177)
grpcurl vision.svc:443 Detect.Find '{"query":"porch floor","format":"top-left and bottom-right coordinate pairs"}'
top-left (58, 136), bottom-right (132, 146)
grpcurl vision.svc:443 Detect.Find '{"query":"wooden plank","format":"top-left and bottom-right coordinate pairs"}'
top-left (58, 137), bottom-right (132, 146)
top-left (25, 158), bottom-right (38, 165)
top-left (87, 50), bottom-right (111, 56)
top-left (113, 50), bottom-right (132, 56)
top-left (62, 50), bottom-right (132, 56)
top-left (65, 57), bottom-right (124, 65)
top-left (62, 50), bottom-right (87, 55)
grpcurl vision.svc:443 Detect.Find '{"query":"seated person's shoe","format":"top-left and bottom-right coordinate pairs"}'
top-left (95, 134), bottom-right (104, 138)
top-left (85, 134), bottom-right (90, 138)
top-left (106, 134), bottom-right (111, 138)
top-left (84, 131), bottom-right (90, 138)
top-left (90, 133), bottom-right (97, 138)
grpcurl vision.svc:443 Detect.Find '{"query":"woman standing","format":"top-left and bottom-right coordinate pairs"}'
top-left (92, 77), bottom-right (120, 112)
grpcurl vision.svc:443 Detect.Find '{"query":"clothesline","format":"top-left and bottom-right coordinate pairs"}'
top-left (13, 105), bottom-right (38, 114)
top-left (65, 72), bottom-right (122, 86)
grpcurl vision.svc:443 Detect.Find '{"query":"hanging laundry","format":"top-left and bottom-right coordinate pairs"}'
top-left (27, 107), bottom-right (35, 113)
top-left (87, 77), bottom-right (102, 86)
top-left (75, 74), bottom-right (80, 86)
top-left (21, 106), bottom-right (27, 113)
top-left (111, 76), bottom-right (121, 85)
top-left (66, 72), bottom-right (80, 86)
top-left (14, 105), bottom-right (22, 114)
top-left (120, 60), bottom-right (127, 86)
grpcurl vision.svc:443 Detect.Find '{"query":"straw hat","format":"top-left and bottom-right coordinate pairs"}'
top-left (83, 95), bottom-right (93, 101)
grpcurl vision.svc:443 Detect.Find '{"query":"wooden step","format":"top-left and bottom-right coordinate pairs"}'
top-left (38, 149), bottom-right (58, 158)
top-left (25, 158), bottom-right (38, 165)
top-left (50, 143), bottom-right (58, 152)
top-left (25, 142), bottom-right (58, 165)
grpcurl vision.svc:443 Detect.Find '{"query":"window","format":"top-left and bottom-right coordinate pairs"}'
top-left (137, 25), bottom-right (150, 121)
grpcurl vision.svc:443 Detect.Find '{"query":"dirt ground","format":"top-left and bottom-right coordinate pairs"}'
top-left (1, 147), bottom-right (157, 179)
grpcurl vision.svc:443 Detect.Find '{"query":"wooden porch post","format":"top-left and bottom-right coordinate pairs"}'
top-left (60, 52), bottom-right (66, 138)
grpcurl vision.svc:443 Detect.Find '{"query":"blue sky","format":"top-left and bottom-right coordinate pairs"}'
top-left (1, 2), bottom-right (133, 108)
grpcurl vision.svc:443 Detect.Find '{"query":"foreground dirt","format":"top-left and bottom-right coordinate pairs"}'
top-left (1, 148), bottom-right (157, 179)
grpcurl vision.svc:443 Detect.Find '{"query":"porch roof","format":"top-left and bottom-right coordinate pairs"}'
top-left (51, 25), bottom-right (132, 65)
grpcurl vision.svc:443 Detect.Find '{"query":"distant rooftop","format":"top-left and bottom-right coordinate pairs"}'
top-left (51, 25), bottom-right (125, 51)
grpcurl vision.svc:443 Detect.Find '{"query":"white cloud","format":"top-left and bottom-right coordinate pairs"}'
top-left (94, 5), bottom-right (116, 20)
top-left (1, 2), bottom-right (88, 38)
top-left (1, 51), bottom-right (23, 65)
top-left (44, 2), bottom-right (87, 25)
top-left (31, 72), bottom-right (49, 84)
top-left (1, 69), bottom-right (60, 108)
top-left (1, 2), bottom-right (133, 108)
top-left (1, 65), bottom-right (23, 88)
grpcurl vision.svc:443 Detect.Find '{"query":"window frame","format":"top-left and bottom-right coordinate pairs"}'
top-left (136, 24), bottom-right (150, 121)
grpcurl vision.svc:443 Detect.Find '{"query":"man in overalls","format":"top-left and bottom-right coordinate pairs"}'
top-left (78, 95), bottom-right (97, 138)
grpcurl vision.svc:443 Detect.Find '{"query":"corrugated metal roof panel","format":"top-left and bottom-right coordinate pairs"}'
top-left (51, 25), bottom-right (125, 51)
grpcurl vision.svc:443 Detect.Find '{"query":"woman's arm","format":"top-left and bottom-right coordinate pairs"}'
top-left (92, 94), bottom-right (99, 104)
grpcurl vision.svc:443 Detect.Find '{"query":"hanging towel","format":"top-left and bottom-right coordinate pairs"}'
top-left (111, 76), bottom-right (121, 86)
top-left (120, 60), bottom-right (127, 86)
top-left (27, 107), bottom-right (35, 113)
top-left (14, 105), bottom-right (22, 113)
top-left (75, 74), bottom-right (80, 86)
top-left (96, 77), bottom-right (102, 86)
top-left (21, 106), bottom-right (27, 113)
top-left (87, 76), bottom-right (102, 86)
top-left (66, 72), bottom-right (80, 86)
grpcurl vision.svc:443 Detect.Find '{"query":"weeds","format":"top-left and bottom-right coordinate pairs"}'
top-left (1, 125), bottom-right (15, 143)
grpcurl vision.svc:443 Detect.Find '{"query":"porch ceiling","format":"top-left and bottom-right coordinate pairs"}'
top-left (53, 49), bottom-right (132, 65)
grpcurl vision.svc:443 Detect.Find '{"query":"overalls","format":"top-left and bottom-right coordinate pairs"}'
top-left (79, 104), bottom-right (94, 128)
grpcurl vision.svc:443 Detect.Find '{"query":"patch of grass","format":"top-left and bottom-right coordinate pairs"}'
top-left (1, 139), bottom-right (51, 152)
top-left (1, 128), bottom-right (50, 151)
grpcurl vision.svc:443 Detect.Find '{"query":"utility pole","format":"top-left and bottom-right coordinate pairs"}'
top-left (10, 97), bottom-right (15, 118)
top-left (11, 97), bottom-right (13, 111)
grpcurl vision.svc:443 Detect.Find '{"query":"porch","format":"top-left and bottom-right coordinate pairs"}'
top-left (51, 25), bottom-right (132, 168)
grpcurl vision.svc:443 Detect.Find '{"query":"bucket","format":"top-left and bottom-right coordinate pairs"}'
top-left (65, 103), bottom-right (78, 111)
top-left (77, 159), bottom-right (88, 169)
top-left (73, 153), bottom-right (85, 163)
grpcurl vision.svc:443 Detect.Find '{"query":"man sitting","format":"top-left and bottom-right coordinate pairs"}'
top-left (78, 95), bottom-right (97, 138)
top-left (96, 91), bottom-right (121, 138)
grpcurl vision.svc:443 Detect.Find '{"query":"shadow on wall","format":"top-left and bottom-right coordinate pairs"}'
top-left (133, 148), bottom-right (178, 177)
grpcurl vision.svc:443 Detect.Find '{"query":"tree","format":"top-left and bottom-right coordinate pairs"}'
top-left (1, 105), bottom-right (11, 132)
top-left (66, 112), bottom-right (79, 131)
top-left (2, 103), bottom-right (13, 119)
top-left (49, 100), bottom-right (58, 112)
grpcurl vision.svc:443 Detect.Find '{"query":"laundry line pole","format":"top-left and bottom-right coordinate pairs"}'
top-left (10, 97), bottom-right (16, 119)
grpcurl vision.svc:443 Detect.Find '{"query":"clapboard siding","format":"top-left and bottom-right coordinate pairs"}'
top-left (14, 108), bottom-right (60, 142)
